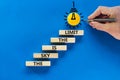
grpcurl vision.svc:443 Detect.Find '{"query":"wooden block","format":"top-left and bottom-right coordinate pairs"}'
top-left (59, 30), bottom-right (84, 36)
top-left (51, 37), bottom-right (75, 43)
top-left (33, 53), bottom-right (58, 58)
top-left (26, 61), bottom-right (51, 67)
top-left (42, 45), bottom-right (67, 51)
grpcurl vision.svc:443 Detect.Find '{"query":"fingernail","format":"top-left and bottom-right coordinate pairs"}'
top-left (88, 16), bottom-right (92, 19)
top-left (88, 16), bottom-right (90, 19)
top-left (90, 22), bottom-right (94, 26)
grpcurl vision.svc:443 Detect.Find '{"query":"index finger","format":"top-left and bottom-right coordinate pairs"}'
top-left (88, 6), bottom-right (110, 19)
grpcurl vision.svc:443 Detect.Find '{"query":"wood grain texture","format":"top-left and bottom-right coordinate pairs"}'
top-left (51, 37), bottom-right (75, 43)
top-left (59, 30), bottom-right (84, 36)
top-left (33, 53), bottom-right (58, 58)
top-left (26, 61), bottom-right (51, 66)
top-left (42, 45), bottom-right (67, 51)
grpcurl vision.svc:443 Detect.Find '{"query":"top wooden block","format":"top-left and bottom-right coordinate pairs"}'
top-left (59, 30), bottom-right (84, 36)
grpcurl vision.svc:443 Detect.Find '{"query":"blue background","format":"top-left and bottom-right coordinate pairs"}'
top-left (0, 0), bottom-right (120, 80)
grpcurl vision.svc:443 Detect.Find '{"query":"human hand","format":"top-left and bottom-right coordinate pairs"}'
top-left (88, 6), bottom-right (120, 40)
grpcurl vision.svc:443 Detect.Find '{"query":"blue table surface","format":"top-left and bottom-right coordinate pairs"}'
top-left (0, 0), bottom-right (120, 80)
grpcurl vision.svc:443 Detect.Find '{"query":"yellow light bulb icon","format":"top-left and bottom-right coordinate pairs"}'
top-left (67, 12), bottom-right (81, 27)
top-left (64, 1), bottom-right (83, 28)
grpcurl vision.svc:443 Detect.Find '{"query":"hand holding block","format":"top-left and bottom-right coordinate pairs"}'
top-left (26, 61), bottom-right (51, 67)
top-left (33, 53), bottom-right (58, 58)
top-left (51, 37), bottom-right (75, 43)
top-left (42, 45), bottom-right (67, 51)
top-left (59, 30), bottom-right (84, 36)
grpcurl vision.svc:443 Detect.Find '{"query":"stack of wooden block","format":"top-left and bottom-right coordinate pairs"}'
top-left (26, 30), bottom-right (84, 67)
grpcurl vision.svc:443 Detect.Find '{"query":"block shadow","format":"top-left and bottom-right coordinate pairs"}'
top-left (25, 58), bottom-right (51, 75)
top-left (50, 35), bottom-right (84, 66)
top-left (25, 31), bottom-right (84, 75)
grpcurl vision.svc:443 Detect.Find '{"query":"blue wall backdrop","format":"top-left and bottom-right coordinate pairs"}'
top-left (0, 0), bottom-right (120, 80)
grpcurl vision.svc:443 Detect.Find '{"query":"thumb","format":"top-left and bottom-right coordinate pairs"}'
top-left (89, 22), bottom-right (108, 31)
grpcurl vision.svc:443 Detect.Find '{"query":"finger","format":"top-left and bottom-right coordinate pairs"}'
top-left (89, 22), bottom-right (108, 31)
top-left (88, 6), bottom-right (110, 19)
